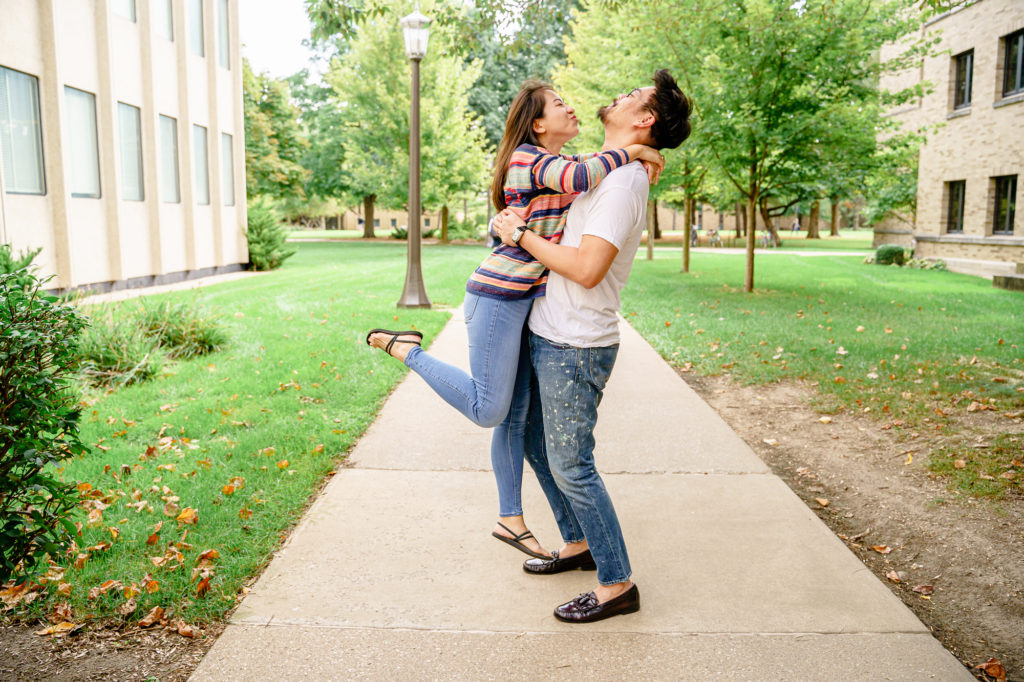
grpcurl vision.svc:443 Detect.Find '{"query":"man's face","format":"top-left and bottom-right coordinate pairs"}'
top-left (598, 86), bottom-right (655, 126)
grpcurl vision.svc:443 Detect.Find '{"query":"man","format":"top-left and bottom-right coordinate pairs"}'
top-left (494, 69), bottom-right (692, 623)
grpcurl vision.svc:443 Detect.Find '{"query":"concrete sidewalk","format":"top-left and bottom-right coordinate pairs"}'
top-left (191, 310), bottom-right (970, 681)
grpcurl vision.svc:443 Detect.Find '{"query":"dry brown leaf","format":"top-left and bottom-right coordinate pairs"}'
top-left (276, 459), bottom-right (290, 469)
top-left (871, 545), bottom-right (892, 554)
top-left (976, 657), bottom-right (1007, 681)
top-left (912, 584), bottom-right (934, 595)
top-left (35, 622), bottom-right (81, 637)
top-left (954, 459), bottom-right (967, 469)
top-left (56, 582), bottom-right (72, 597)
top-left (762, 438), bottom-right (779, 446)
top-left (73, 553), bottom-right (89, 570)
top-left (175, 619), bottom-right (196, 638)
top-left (196, 549), bottom-right (220, 563)
top-left (49, 602), bottom-right (73, 623)
top-left (145, 579), bottom-right (159, 594)
top-left (238, 507), bottom-right (253, 520)
top-left (885, 571), bottom-right (900, 583)
top-left (138, 606), bottom-right (164, 628)
top-left (117, 597), bottom-right (137, 616)
top-left (196, 576), bottom-right (211, 597)
top-left (815, 498), bottom-right (830, 507)
top-left (818, 416), bottom-right (832, 424)
top-left (176, 507), bottom-right (198, 525)
top-left (163, 501), bottom-right (180, 517)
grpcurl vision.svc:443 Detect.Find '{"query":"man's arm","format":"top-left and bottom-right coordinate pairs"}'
top-left (514, 231), bottom-right (618, 290)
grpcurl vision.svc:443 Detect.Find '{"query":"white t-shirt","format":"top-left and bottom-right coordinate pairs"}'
top-left (528, 161), bottom-right (649, 347)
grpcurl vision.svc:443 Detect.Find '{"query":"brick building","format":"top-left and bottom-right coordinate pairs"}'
top-left (875, 0), bottom-right (1023, 278)
top-left (0, 0), bottom-right (247, 293)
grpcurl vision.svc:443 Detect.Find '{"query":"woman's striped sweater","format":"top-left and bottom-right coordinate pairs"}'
top-left (466, 144), bottom-right (630, 300)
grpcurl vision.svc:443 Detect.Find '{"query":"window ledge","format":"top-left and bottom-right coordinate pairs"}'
top-left (947, 107), bottom-right (971, 119)
top-left (917, 233), bottom-right (1022, 246)
top-left (994, 93), bottom-right (1024, 109)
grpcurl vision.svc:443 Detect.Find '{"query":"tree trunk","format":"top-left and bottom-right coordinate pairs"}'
top-left (362, 195), bottom-right (376, 238)
top-left (745, 193), bottom-right (757, 292)
top-left (682, 196), bottom-right (693, 273)
top-left (672, 208), bottom-right (677, 231)
top-left (830, 196), bottom-right (840, 236)
top-left (652, 200), bottom-right (662, 239)
top-left (806, 200), bottom-right (821, 239)
top-left (759, 201), bottom-right (780, 247)
top-left (441, 205), bottom-right (449, 243)
top-left (462, 196), bottom-right (468, 224)
top-left (736, 202), bottom-right (745, 238)
top-left (646, 200), bottom-right (655, 260)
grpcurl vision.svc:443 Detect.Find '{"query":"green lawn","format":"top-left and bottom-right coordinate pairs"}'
top-left (656, 228), bottom-right (874, 251)
top-left (287, 228), bottom-right (376, 240)
top-left (31, 241), bottom-right (488, 624)
top-left (622, 251), bottom-right (1023, 425)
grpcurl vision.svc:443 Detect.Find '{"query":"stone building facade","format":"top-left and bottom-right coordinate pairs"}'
top-left (0, 0), bottom-right (247, 293)
top-left (876, 0), bottom-right (1023, 278)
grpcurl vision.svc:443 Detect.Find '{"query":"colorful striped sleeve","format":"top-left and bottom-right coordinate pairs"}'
top-left (532, 148), bottom-right (630, 194)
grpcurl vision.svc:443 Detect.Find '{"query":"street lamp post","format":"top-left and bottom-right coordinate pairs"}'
top-left (396, 8), bottom-right (431, 309)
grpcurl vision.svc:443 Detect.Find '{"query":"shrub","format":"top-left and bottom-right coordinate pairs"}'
top-left (77, 305), bottom-right (165, 388)
top-left (906, 258), bottom-right (947, 271)
top-left (0, 273), bottom-right (87, 583)
top-left (448, 218), bottom-right (483, 241)
top-left (135, 300), bottom-right (227, 359)
top-left (0, 244), bottom-right (43, 290)
top-left (391, 227), bottom-right (408, 240)
top-left (246, 199), bottom-right (295, 271)
top-left (875, 244), bottom-right (906, 266)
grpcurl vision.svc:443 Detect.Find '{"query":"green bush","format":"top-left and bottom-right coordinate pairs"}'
top-left (391, 227), bottom-right (408, 240)
top-left (78, 306), bottom-right (166, 388)
top-left (448, 218), bottom-right (483, 241)
top-left (0, 244), bottom-right (43, 290)
top-left (246, 199), bottom-right (295, 271)
top-left (0, 273), bottom-right (87, 583)
top-left (875, 244), bottom-right (906, 266)
top-left (135, 300), bottom-right (227, 359)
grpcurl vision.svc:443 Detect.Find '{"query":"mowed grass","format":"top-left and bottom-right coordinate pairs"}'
top-left (655, 228), bottom-right (874, 251)
top-left (29, 241), bottom-right (488, 625)
top-left (622, 251), bottom-right (1023, 425)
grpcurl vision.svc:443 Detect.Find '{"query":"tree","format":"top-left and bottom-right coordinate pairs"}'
top-left (322, 16), bottom-right (490, 239)
top-left (243, 59), bottom-right (310, 200)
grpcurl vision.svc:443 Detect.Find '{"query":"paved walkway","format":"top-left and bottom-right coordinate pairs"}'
top-left (191, 310), bottom-right (970, 681)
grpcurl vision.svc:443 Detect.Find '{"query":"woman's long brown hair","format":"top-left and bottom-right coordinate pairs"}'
top-left (490, 81), bottom-right (552, 211)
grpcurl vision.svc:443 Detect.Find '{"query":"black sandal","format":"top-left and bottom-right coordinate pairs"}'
top-left (365, 328), bottom-right (423, 358)
top-left (492, 522), bottom-right (550, 560)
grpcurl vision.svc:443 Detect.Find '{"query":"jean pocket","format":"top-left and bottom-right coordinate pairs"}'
top-left (463, 293), bottom-right (480, 323)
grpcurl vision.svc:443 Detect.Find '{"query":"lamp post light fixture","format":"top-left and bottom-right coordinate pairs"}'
top-left (396, 8), bottom-right (432, 308)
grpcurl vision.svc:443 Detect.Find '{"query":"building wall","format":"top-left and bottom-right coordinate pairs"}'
top-left (878, 0), bottom-right (1024, 271)
top-left (0, 0), bottom-right (247, 292)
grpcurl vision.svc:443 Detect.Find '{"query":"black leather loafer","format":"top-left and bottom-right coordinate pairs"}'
top-left (522, 549), bottom-right (597, 575)
top-left (553, 584), bottom-right (640, 623)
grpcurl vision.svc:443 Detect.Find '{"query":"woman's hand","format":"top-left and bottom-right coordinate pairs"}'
top-left (641, 159), bottom-right (662, 185)
top-left (634, 146), bottom-right (665, 185)
top-left (493, 209), bottom-right (528, 246)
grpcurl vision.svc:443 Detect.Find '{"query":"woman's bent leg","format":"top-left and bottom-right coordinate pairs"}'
top-left (403, 294), bottom-right (532, 428)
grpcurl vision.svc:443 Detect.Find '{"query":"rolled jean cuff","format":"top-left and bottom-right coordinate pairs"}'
top-left (598, 572), bottom-right (632, 587)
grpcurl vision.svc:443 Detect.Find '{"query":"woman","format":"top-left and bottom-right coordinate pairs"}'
top-left (367, 81), bottom-right (663, 559)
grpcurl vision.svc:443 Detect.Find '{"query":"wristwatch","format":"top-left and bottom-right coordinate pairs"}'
top-left (511, 226), bottom-right (527, 244)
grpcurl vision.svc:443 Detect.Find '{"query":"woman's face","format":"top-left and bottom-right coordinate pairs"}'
top-left (533, 89), bottom-right (578, 143)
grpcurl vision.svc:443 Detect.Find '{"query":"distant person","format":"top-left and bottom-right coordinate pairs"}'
top-left (366, 80), bottom-right (664, 560)
top-left (791, 218), bottom-right (800, 232)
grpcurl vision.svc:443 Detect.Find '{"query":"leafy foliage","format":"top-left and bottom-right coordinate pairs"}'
top-left (0, 273), bottom-right (87, 583)
top-left (134, 302), bottom-right (228, 361)
top-left (78, 309), bottom-right (166, 388)
top-left (243, 59), bottom-right (310, 200)
top-left (246, 199), bottom-right (296, 271)
top-left (875, 244), bottom-right (907, 266)
top-left (0, 244), bottom-right (43, 291)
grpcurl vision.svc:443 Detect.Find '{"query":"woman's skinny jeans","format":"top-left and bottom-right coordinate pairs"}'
top-left (403, 292), bottom-right (533, 517)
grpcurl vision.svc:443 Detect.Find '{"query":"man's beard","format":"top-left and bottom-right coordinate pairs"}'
top-left (597, 101), bottom-right (615, 123)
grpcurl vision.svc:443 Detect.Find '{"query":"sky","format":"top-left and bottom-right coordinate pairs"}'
top-left (239, 0), bottom-right (318, 79)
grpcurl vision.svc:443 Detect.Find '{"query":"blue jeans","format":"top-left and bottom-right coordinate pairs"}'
top-left (523, 332), bottom-right (631, 586)
top-left (404, 292), bottom-right (533, 517)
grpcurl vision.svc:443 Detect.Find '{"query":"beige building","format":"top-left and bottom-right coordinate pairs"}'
top-left (876, 0), bottom-right (1023, 278)
top-left (0, 0), bottom-right (247, 293)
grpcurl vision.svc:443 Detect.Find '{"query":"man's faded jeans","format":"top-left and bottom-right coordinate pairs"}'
top-left (524, 332), bottom-right (632, 586)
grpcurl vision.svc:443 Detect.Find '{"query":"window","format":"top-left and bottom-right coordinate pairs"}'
top-left (373, 218), bottom-right (380, 227)
top-left (117, 103), bottom-right (143, 201)
top-left (953, 50), bottom-right (973, 109)
top-left (188, 0), bottom-right (204, 57)
top-left (193, 124), bottom-right (209, 205)
top-left (946, 180), bottom-right (965, 233)
top-left (1003, 29), bottom-right (1024, 97)
top-left (390, 218), bottom-right (397, 227)
top-left (112, 0), bottom-right (136, 21)
top-left (0, 66), bottom-right (45, 194)
top-left (993, 175), bottom-right (1017, 235)
top-left (155, 0), bottom-right (173, 40)
top-left (159, 115), bottom-right (180, 203)
top-left (424, 218), bottom-right (430, 227)
top-left (220, 132), bottom-right (234, 205)
top-left (217, 0), bottom-right (230, 69)
top-left (64, 86), bottom-right (100, 198)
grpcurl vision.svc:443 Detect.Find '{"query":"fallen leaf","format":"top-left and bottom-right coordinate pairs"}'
top-left (815, 498), bottom-right (830, 507)
top-left (976, 657), bottom-right (1007, 681)
top-left (999, 471), bottom-right (1015, 480)
top-left (117, 598), bottom-right (137, 616)
top-left (196, 549), bottom-right (220, 563)
top-left (276, 459), bottom-right (290, 469)
top-left (146, 521), bottom-right (163, 546)
top-left (145, 579), bottom-right (159, 594)
top-left (762, 438), bottom-right (779, 446)
top-left (176, 507), bottom-right (198, 525)
top-left (175, 619), bottom-right (196, 638)
top-left (818, 416), bottom-right (832, 424)
top-left (238, 507), bottom-right (253, 520)
top-left (886, 571), bottom-right (900, 583)
top-left (138, 606), bottom-right (164, 628)
top-left (871, 545), bottom-right (893, 554)
top-left (35, 622), bottom-right (81, 637)
top-left (856, 325), bottom-right (865, 332)
top-left (163, 501), bottom-right (180, 517)
top-left (954, 459), bottom-right (967, 469)
top-left (73, 553), bottom-right (89, 570)
top-left (912, 584), bottom-right (934, 595)
top-left (196, 577), bottom-right (211, 597)
top-left (57, 582), bottom-right (72, 597)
